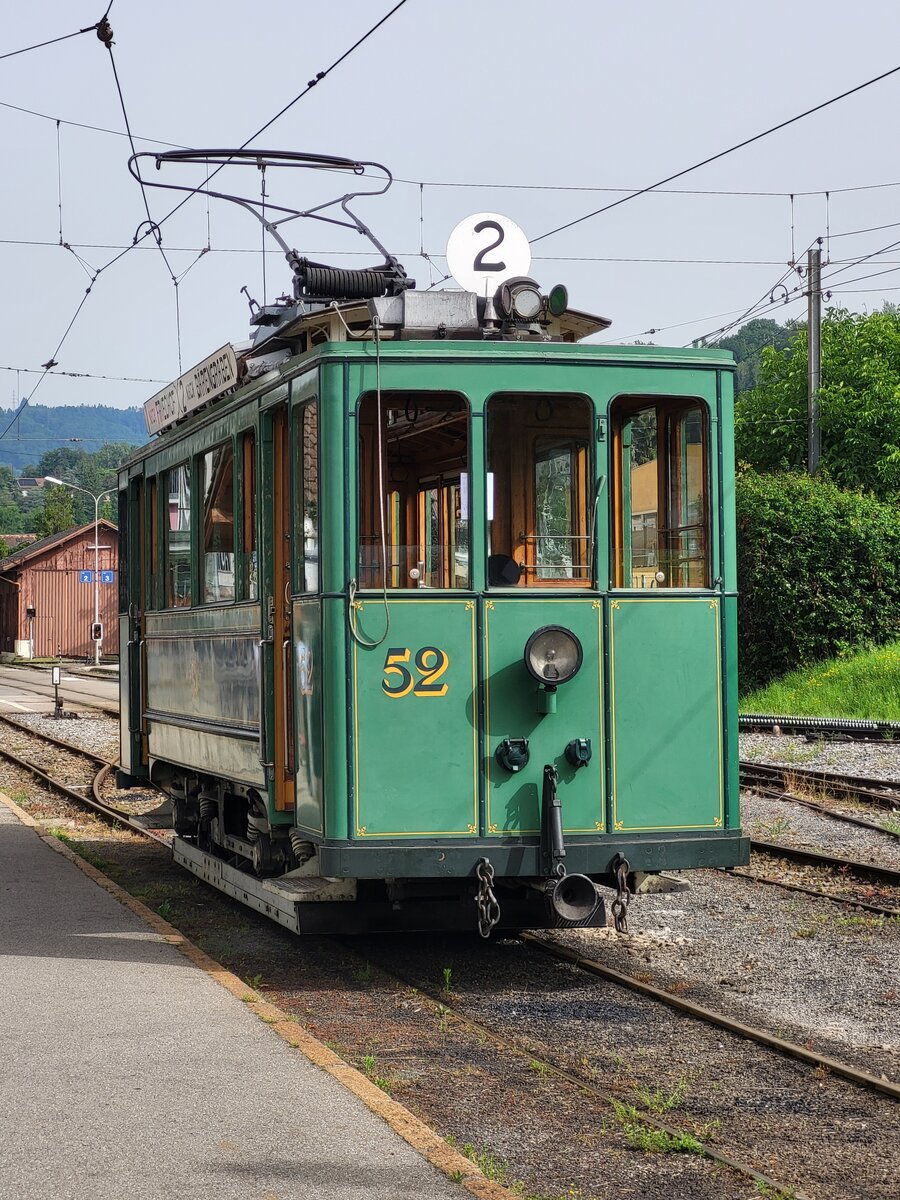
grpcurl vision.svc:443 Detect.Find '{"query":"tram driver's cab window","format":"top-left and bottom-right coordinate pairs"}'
top-left (486, 394), bottom-right (593, 587)
top-left (611, 396), bottom-right (710, 589)
top-left (357, 392), bottom-right (469, 589)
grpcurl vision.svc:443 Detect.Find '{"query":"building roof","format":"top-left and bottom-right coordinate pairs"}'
top-left (0, 519), bottom-right (117, 572)
top-left (0, 533), bottom-right (37, 551)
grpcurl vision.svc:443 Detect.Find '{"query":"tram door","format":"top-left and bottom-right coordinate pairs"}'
top-left (270, 405), bottom-right (295, 813)
top-left (609, 393), bottom-right (724, 832)
top-left (120, 476), bottom-right (148, 776)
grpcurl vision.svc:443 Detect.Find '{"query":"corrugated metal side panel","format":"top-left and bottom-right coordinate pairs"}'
top-left (15, 529), bottom-right (119, 658)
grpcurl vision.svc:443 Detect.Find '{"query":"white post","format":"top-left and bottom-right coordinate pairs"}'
top-left (94, 494), bottom-right (101, 666)
top-left (43, 477), bottom-right (114, 664)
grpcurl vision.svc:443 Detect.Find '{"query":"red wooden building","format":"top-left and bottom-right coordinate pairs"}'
top-left (0, 520), bottom-right (118, 659)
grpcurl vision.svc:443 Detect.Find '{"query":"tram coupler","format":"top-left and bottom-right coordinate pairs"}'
top-left (539, 763), bottom-right (601, 925)
top-left (541, 764), bottom-right (566, 870)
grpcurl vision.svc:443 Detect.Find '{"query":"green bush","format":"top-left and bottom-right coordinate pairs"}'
top-left (736, 470), bottom-right (900, 691)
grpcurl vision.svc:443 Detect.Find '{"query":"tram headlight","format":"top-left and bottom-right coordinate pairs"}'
top-left (496, 276), bottom-right (544, 322)
top-left (524, 625), bottom-right (583, 687)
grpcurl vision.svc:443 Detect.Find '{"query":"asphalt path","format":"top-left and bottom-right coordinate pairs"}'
top-left (0, 665), bottom-right (118, 714)
top-left (0, 804), bottom-right (463, 1199)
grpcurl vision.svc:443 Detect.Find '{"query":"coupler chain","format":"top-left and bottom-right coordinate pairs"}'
top-left (475, 857), bottom-right (501, 938)
top-left (611, 854), bottom-right (631, 933)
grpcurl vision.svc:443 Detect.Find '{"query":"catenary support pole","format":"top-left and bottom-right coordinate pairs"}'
top-left (807, 244), bottom-right (822, 475)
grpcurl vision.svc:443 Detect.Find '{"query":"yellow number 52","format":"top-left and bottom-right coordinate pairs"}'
top-left (382, 646), bottom-right (450, 698)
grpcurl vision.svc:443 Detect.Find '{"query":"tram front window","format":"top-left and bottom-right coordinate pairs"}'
top-left (358, 392), bottom-right (469, 589)
top-left (486, 394), bottom-right (593, 587)
top-left (611, 396), bottom-right (710, 588)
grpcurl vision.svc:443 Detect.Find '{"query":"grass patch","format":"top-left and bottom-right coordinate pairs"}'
top-left (610, 1100), bottom-right (705, 1155)
top-left (635, 1077), bottom-right (688, 1114)
top-left (740, 641), bottom-right (900, 720)
top-left (453, 1142), bottom-right (523, 1192)
top-left (359, 1052), bottom-right (396, 1096)
top-left (352, 961), bottom-right (373, 984)
top-left (46, 828), bottom-right (108, 870)
top-left (755, 1183), bottom-right (798, 1199)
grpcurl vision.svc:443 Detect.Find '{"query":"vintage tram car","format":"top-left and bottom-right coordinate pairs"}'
top-left (118, 252), bottom-right (748, 934)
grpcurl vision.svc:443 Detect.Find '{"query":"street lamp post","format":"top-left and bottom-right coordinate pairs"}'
top-left (44, 477), bottom-right (115, 666)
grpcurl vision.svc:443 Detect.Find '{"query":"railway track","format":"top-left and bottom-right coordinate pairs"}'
top-left (740, 758), bottom-right (900, 914)
top-left (349, 926), bottom-right (899, 1200)
top-left (740, 759), bottom-right (900, 812)
top-left (0, 714), bottom-right (167, 844)
top-left (4, 718), bottom-right (899, 1199)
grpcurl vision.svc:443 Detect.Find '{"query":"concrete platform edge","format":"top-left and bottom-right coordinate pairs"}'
top-left (0, 789), bottom-right (515, 1200)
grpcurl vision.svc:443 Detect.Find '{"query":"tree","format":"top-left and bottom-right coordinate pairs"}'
top-left (734, 307), bottom-right (900, 500)
top-left (717, 317), bottom-right (796, 393)
top-left (34, 485), bottom-right (76, 538)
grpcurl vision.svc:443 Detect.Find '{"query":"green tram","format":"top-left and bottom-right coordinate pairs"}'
top-left (118, 280), bottom-right (748, 935)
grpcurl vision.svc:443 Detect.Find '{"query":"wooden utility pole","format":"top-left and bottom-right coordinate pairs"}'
top-left (807, 244), bottom-right (822, 475)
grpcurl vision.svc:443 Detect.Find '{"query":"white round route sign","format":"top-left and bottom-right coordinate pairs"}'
top-left (446, 212), bottom-right (531, 294)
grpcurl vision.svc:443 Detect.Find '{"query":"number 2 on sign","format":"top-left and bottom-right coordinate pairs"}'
top-left (382, 646), bottom-right (450, 698)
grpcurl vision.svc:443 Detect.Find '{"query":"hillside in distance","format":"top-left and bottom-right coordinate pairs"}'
top-left (0, 405), bottom-right (148, 473)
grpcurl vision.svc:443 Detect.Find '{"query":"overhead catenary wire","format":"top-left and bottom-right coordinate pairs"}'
top-left (10, 89), bottom-right (900, 203)
top-left (0, 365), bottom-right (164, 383)
top-left (104, 41), bottom-right (183, 372)
top-left (0, 11), bottom-right (110, 63)
top-left (532, 62), bottom-right (900, 245)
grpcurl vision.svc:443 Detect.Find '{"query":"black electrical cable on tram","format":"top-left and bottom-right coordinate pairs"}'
top-left (533, 62), bottom-right (900, 244)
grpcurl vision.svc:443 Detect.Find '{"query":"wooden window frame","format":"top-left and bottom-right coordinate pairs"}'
top-left (486, 394), bottom-right (594, 589)
top-left (610, 396), bottom-right (711, 590)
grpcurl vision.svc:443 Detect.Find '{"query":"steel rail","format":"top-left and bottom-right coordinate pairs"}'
top-left (0, 743), bottom-right (167, 846)
top-left (521, 933), bottom-right (900, 1102)
top-left (751, 839), bottom-right (900, 888)
top-left (741, 760), bottom-right (900, 811)
top-left (748, 783), bottom-right (900, 839)
top-left (732, 868), bottom-right (900, 917)
top-left (345, 947), bottom-right (813, 1200)
top-left (0, 711), bottom-right (117, 769)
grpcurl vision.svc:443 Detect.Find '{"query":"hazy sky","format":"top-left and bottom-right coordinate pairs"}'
top-left (2, 0), bottom-right (899, 427)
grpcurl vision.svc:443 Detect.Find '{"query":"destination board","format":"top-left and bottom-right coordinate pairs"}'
top-left (144, 344), bottom-right (238, 435)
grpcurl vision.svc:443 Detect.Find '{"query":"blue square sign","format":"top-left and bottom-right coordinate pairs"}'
top-left (79, 570), bottom-right (93, 584)
top-left (100, 570), bottom-right (115, 584)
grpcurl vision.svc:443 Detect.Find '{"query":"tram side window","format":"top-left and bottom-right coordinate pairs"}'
top-left (298, 403), bottom-right (318, 592)
top-left (357, 391), bottom-right (469, 589)
top-left (241, 431), bottom-right (258, 601)
top-left (148, 476), bottom-right (158, 609)
top-left (165, 462), bottom-right (192, 607)
top-left (611, 397), bottom-right (710, 589)
top-left (486, 394), bottom-right (592, 587)
top-left (202, 441), bottom-right (235, 604)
